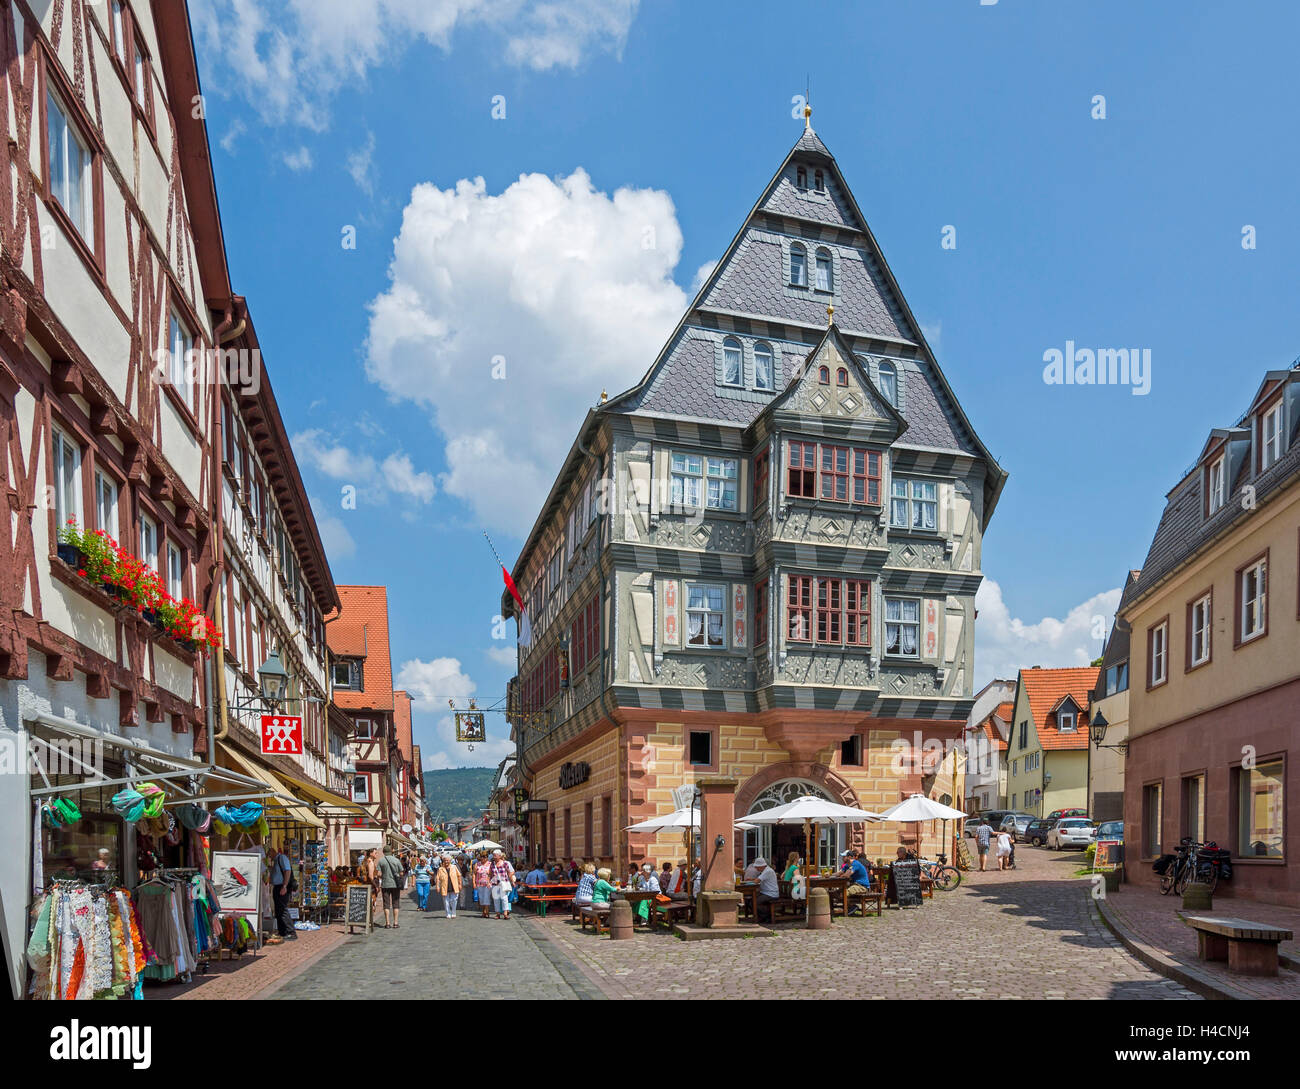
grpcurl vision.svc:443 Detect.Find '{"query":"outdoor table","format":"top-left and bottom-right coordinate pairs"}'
top-left (736, 881), bottom-right (758, 920)
top-left (521, 882), bottom-right (578, 917)
top-left (808, 876), bottom-right (849, 916)
top-left (615, 889), bottom-right (659, 925)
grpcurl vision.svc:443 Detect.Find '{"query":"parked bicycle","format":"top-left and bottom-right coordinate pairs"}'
top-left (1154, 838), bottom-right (1231, 895)
top-left (918, 853), bottom-right (962, 891)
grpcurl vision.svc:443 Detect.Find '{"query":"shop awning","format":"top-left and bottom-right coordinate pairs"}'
top-left (274, 766), bottom-right (371, 818)
top-left (349, 829), bottom-right (384, 851)
top-left (219, 745), bottom-right (323, 829)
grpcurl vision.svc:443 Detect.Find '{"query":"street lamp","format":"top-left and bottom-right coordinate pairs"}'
top-left (258, 650), bottom-right (290, 711)
top-left (1089, 709), bottom-right (1128, 756)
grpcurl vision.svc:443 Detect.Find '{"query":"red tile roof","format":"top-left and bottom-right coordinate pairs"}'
top-left (1018, 666), bottom-right (1099, 751)
top-left (393, 690), bottom-right (414, 764)
top-left (328, 585), bottom-right (394, 712)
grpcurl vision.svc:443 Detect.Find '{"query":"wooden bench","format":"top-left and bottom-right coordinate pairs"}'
top-left (578, 903), bottom-right (611, 935)
top-left (845, 887), bottom-right (885, 918)
top-left (519, 883), bottom-right (577, 917)
top-left (1184, 916), bottom-right (1294, 977)
top-left (650, 898), bottom-right (694, 929)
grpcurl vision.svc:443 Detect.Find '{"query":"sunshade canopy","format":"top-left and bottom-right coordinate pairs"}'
top-left (740, 795), bottom-right (882, 825)
top-left (877, 794), bottom-right (968, 822)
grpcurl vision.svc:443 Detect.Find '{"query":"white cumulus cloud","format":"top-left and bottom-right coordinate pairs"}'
top-left (397, 657), bottom-right (514, 770)
top-left (282, 145), bottom-right (313, 171)
top-left (365, 169), bottom-right (688, 533)
top-left (193, 0), bottom-right (640, 130)
top-left (292, 430), bottom-right (436, 505)
top-left (974, 578), bottom-right (1121, 689)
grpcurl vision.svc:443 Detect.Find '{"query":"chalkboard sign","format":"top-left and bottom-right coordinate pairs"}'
top-left (345, 883), bottom-right (373, 934)
top-left (1093, 840), bottom-right (1124, 872)
top-left (891, 860), bottom-right (922, 908)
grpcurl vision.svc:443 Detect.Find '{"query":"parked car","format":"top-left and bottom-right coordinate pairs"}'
top-left (1047, 808), bottom-right (1088, 820)
top-left (1047, 818), bottom-right (1096, 850)
top-left (1023, 818), bottom-right (1056, 846)
top-left (999, 814), bottom-right (1033, 840)
top-left (1094, 820), bottom-right (1124, 842)
top-left (965, 810), bottom-right (1014, 836)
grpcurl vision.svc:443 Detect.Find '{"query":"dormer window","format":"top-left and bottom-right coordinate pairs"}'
top-left (814, 169), bottom-right (824, 192)
top-left (1059, 709), bottom-right (1077, 732)
top-left (818, 365), bottom-right (830, 384)
top-left (1207, 454), bottom-right (1226, 514)
top-left (835, 367), bottom-right (848, 387)
top-left (814, 248), bottom-right (833, 291)
top-left (1260, 400), bottom-right (1283, 470)
top-left (789, 243), bottom-right (808, 287)
top-left (722, 337), bottom-right (742, 386)
top-left (878, 362), bottom-right (898, 406)
top-left (796, 166), bottom-right (808, 190)
top-left (754, 342), bottom-right (775, 391)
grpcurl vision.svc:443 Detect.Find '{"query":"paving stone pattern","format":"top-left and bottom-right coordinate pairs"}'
top-left (270, 894), bottom-right (596, 1001)
top-left (532, 847), bottom-right (1199, 1000)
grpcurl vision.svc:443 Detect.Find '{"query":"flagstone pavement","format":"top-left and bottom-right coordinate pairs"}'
top-left (252, 848), bottom-right (1197, 1000)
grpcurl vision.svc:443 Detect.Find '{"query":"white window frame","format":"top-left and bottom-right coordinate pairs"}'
top-left (814, 247), bottom-right (833, 292)
top-left (889, 477), bottom-right (938, 532)
top-left (94, 469), bottom-right (117, 535)
top-left (884, 597), bottom-right (920, 659)
top-left (51, 427), bottom-right (82, 530)
top-left (684, 582), bottom-right (727, 649)
top-left (1150, 621), bottom-right (1168, 686)
top-left (878, 361), bottom-right (898, 406)
top-left (353, 717), bottom-right (374, 739)
top-left (670, 452), bottom-right (738, 512)
top-left (721, 336), bottom-right (742, 386)
top-left (754, 342), bottom-right (775, 391)
top-left (1207, 455), bottom-right (1225, 514)
top-left (46, 89), bottom-right (94, 242)
top-left (1059, 710), bottom-right (1077, 732)
top-left (168, 309), bottom-right (194, 407)
top-left (1190, 593), bottom-right (1211, 666)
top-left (789, 243), bottom-right (808, 288)
top-left (1241, 559), bottom-right (1267, 643)
top-left (351, 775), bottom-right (370, 803)
top-left (1260, 401), bottom-right (1283, 470)
top-left (167, 542), bottom-right (184, 599)
top-left (139, 513), bottom-right (158, 572)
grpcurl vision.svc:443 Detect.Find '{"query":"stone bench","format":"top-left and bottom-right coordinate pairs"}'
top-left (1184, 915), bottom-right (1294, 977)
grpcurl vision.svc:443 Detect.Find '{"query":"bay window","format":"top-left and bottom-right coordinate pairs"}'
top-left (787, 440), bottom-right (883, 506)
top-left (787, 441), bottom-right (816, 498)
top-left (884, 598), bottom-right (920, 658)
top-left (787, 576), bottom-right (872, 647)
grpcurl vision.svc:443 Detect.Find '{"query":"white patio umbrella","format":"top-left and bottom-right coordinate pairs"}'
top-left (625, 807), bottom-right (757, 833)
top-left (877, 794), bottom-right (967, 861)
top-left (739, 795), bottom-right (882, 916)
top-left (464, 839), bottom-right (504, 852)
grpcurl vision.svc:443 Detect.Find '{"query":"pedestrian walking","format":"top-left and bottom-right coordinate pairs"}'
top-left (975, 820), bottom-right (993, 872)
top-left (457, 856), bottom-right (473, 912)
top-left (996, 828), bottom-right (1013, 871)
top-left (489, 849), bottom-right (516, 919)
top-left (436, 854), bottom-right (461, 917)
top-left (412, 855), bottom-right (433, 910)
top-left (267, 842), bottom-right (297, 944)
top-left (376, 847), bottom-right (404, 928)
top-left (473, 852), bottom-right (493, 918)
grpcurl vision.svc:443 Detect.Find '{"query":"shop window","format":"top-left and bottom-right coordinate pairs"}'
top-left (689, 730), bottom-right (713, 767)
top-left (1233, 759), bottom-right (1283, 858)
top-left (840, 734), bottom-right (863, 766)
top-left (1142, 782), bottom-right (1162, 857)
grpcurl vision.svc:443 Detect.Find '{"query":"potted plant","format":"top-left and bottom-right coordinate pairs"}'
top-left (75, 529), bottom-right (121, 595)
top-left (56, 519), bottom-right (82, 566)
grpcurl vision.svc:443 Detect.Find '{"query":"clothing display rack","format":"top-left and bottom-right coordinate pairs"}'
top-left (27, 879), bottom-right (146, 1000)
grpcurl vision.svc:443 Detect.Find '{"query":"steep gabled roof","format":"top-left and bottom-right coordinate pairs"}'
top-left (328, 585), bottom-right (395, 713)
top-left (1017, 667), bottom-right (1099, 752)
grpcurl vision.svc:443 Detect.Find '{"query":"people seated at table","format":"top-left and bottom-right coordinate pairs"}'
top-left (632, 862), bottom-right (660, 923)
top-left (591, 867), bottom-right (617, 905)
top-left (662, 859), bottom-right (690, 900)
top-left (524, 861), bottom-right (548, 887)
top-left (742, 857), bottom-right (761, 881)
top-left (895, 847), bottom-right (916, 862)
top-left (838, 850), bottom-right (853, 874)
top-left (751, 857), bottom-right (779, 923)
top-left (659, 860), bottom-right (674, 889)
top-left (574, 862), bottom-right (597, 906)
top-left (733, 857), bottom-right (745, 881)
top-left (844, 849), bottom-right (876, 915)
top-left (568, 858), bottom-right (582, 882)
top-left (782, 851), bottom-right (805, 899)
top-left (625, 862), bottom-right (640, 888)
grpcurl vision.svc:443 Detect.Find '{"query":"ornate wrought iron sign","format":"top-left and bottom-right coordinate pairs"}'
top-left (455, 712), bottom-right (486, 743)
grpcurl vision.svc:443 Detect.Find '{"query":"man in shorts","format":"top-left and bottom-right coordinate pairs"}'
top-left (376, 847), bottom-right (405, 928)
top-left (975, 820), bottom-right (993, 871)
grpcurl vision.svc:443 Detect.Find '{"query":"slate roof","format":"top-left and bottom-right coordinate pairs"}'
top-left (1125, 368), bottom-right (1300, 611)
top-left (1018, 667), bottom-right (1099, 752)
top-left (327, 585), bottom-right (395, 713)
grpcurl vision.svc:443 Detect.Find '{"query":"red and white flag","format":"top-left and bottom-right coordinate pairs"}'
top-left (501, 565), bottom-right (532, 647)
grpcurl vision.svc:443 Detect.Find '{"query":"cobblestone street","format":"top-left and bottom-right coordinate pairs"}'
top-left (267, 848), bottom-right (1198, 1000)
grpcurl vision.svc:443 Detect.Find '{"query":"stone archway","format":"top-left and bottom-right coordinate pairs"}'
top-left (735, 761), bottom-right (866, 852)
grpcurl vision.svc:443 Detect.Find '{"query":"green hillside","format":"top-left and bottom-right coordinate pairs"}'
top-left (421, 766), bottom-right (497, 821)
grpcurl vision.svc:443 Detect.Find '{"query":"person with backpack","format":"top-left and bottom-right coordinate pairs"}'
top-left (268, 843), bottom-right (297, 943)
top-left (376, 847), bottom-right (405, 929)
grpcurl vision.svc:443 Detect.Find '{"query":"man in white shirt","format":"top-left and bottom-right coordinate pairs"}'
top-left (663, 858), bottom-right (690, 900)
top-left (742, 858), bottom-right (761, 881)
top-left (752, 857), bottom-right (779, 924)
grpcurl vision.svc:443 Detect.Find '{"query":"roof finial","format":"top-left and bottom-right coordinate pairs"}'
top-left (826, 303), bottom-right (834, 326)
top-left (600, 389), bottom-right (607, 404)
top-left (804, 75), bottom-right (812, 130)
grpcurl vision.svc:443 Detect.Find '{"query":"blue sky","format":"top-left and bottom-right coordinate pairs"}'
top-left (191, 0), bottom-right (1300, 768)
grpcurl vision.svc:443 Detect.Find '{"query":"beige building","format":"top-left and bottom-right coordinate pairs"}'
top-left (1086, 573), bottom-right (1139, 823)
top-left (1005, 667), bottom-right (1099, 818)
top-left (1123, 367), bottom-right (1300, 905)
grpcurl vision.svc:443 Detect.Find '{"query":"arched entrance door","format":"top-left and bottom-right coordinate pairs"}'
top-left (742, 779), bottom-right (843, 873)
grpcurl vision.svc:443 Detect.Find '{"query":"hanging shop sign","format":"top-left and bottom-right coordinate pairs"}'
top-left (513, 787), bottom-right (529, 811)
top-left (212, 849), bottom-right (264, 917)
top-left (559, 761), bottom-right (591, 790)
top-left (261, 714), bottom-right (303, 756)
top-left (455, 712), bottom-right (486, 743)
